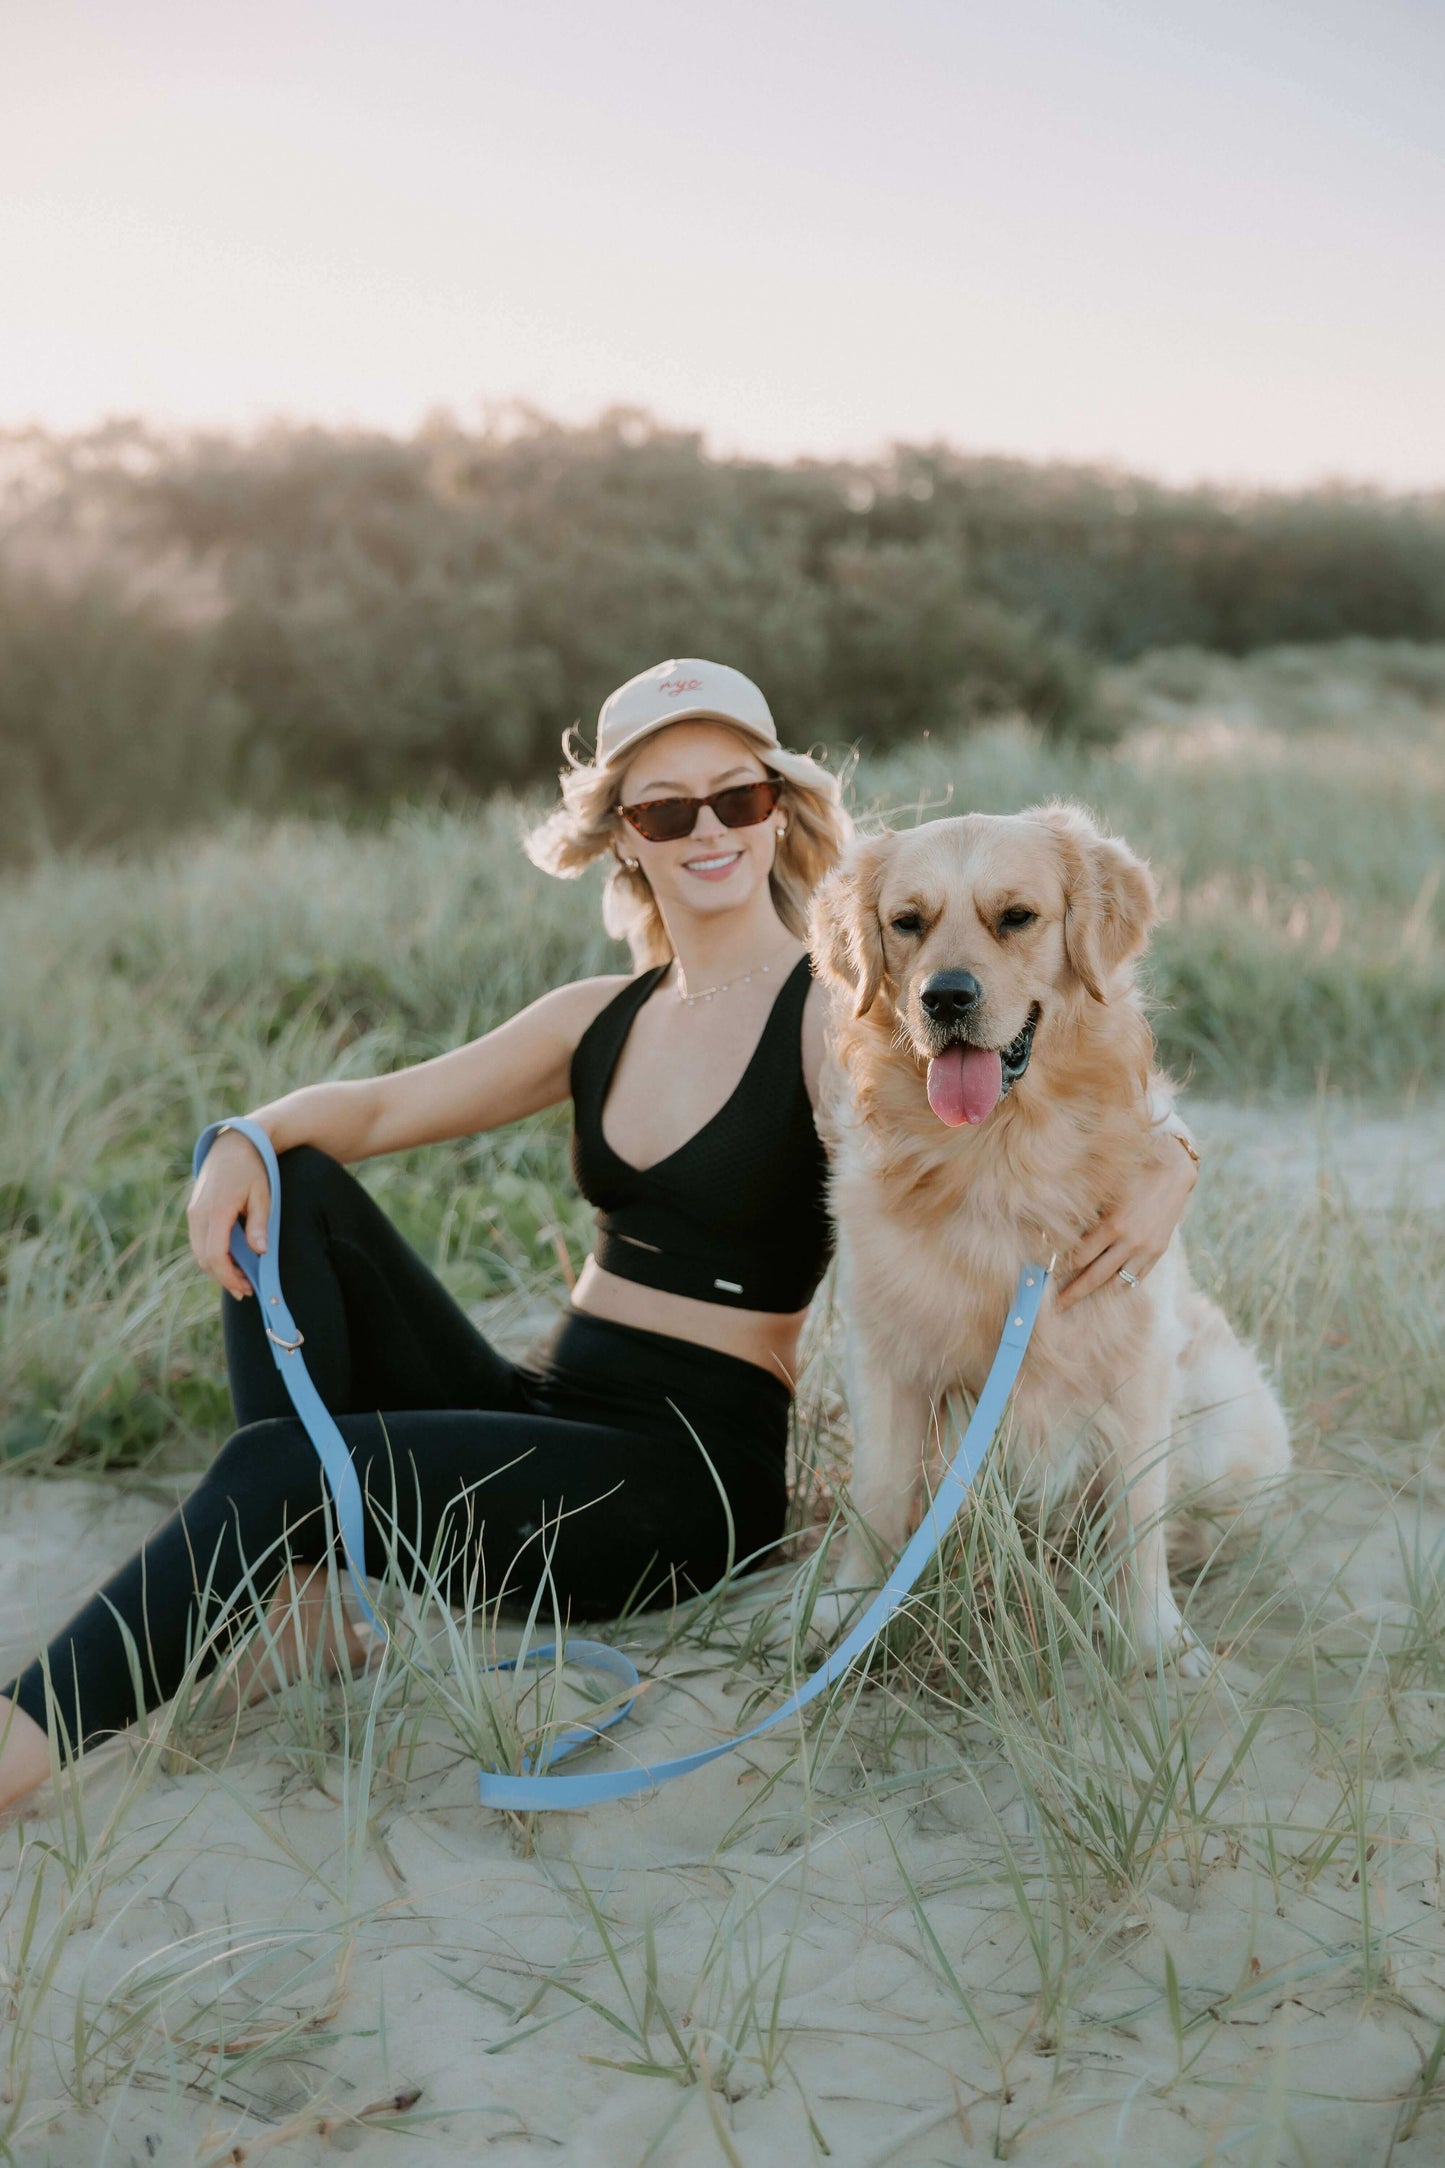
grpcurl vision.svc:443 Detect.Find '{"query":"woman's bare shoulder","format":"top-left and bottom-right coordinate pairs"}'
top-left (538, 971), bottom-right (649, 1055)
top-left (545, 970), bottom-right (635, 1016)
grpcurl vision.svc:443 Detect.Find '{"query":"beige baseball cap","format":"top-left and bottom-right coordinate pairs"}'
top-left (595, 658), bottom-right (836, 795)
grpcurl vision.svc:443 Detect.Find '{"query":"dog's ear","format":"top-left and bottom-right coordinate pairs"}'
top-left (809, 831), bottom-right (894, 1016)
top-left (1025, 801), bottom-right (1158, 1002)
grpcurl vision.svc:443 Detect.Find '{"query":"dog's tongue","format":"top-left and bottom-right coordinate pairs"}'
top-left (926, 1045), bottom-right (1003, 1127)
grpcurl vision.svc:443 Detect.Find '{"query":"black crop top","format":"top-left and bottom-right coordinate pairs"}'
top-left (570, 954), bottom-right (833, 1313)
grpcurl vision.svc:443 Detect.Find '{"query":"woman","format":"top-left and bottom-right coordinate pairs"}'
top-left (0, 657), bottom-right (1199, 1810)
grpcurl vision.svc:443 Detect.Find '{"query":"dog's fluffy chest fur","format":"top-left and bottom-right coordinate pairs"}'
top-left (828, 1074), bottom-right (1161, 1406)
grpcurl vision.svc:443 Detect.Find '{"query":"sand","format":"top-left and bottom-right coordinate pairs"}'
top-left (3, 1097), bottom-right (1444, 2168)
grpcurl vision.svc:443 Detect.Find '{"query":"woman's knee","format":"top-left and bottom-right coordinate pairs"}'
top-left (204, 1420), bottom-right (330, 1550)
top-left (275, 1142), bottom-right (351, 1213)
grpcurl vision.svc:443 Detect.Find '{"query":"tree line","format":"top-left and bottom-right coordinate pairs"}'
top-left (3, 407), bottom-right (1443, 858)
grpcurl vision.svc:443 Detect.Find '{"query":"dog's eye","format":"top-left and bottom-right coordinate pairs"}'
top-left (999, 907), bottom-right (1037, 932)
top-left (890, 911), bottom-right (924, 935)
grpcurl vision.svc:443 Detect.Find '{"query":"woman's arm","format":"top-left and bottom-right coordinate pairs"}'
top-left (1055, 1086), bottom-right (1200, 1311)
top-left (188, 975), bottom-right (629, 1297)
top-left (251, 975), bottom-right (635, 1162)
top-left (1149, 1082), bottom-right (1198, 1157)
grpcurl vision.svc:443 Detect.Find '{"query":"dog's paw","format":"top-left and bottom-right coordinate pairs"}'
top-left (1138, 1607), bottom-right (1213, 1680)
top-left (1167, 1625), bottom-right (1214, 1680)
top-left (1108, 1580), bottom-right (1214, 1679)
top-left (803, 1586), bottom-right (864, 1654)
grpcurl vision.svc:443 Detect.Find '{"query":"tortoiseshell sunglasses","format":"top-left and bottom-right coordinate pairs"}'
top-left (617, 777), bottom-right (782, 844)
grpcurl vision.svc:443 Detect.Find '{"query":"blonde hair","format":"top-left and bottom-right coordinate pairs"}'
top-left (524, 724), bottom-right (853, 969)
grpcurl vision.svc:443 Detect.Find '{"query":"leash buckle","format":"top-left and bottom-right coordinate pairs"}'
top-left (266, 1325), bottom-right (305, 1353)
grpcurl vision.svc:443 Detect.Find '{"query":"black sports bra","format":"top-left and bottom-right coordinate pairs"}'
top-left (570, 954), bottom-right (833, 1313)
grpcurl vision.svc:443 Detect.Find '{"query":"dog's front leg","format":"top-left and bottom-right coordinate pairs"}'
top-left (826, 1326), bottom-right (936, 1629)
top-left (845, 1354), bottom-right (934, 1562)
top-left (1098, 1357), bottom-right (1211, 1679)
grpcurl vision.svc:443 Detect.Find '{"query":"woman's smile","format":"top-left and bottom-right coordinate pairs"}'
top-left (682, 848), bottom-right (743, 880)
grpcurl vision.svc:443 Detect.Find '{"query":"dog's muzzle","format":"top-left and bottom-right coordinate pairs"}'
top-left (920, 999), bottom-right (1041, 1091)
top-left (917, 994), bottom-right (1042, 1129)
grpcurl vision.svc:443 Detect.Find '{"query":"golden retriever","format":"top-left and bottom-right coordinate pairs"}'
top-left (809, 801), bottom-right (1291, 1675)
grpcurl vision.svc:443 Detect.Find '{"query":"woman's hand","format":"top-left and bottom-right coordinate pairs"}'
top-left (1055, 1134), bottom-right (1198, 1312)
top-left (187, 1129), bottom-right (273, 1300)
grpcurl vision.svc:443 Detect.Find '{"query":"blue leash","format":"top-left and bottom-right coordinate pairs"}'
top-left (193, 1116), bottom-right (1050, 1811)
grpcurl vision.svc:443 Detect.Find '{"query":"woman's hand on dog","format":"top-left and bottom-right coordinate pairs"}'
top-left (1055, 1134), bottom-right (1199, 1310)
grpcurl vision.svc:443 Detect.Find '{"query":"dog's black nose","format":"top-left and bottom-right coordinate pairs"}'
top-left (920, 971), bottom-right (983, 1022)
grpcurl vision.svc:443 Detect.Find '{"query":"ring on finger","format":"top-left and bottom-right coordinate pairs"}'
top-left (1117, 1266), bottom-right (1139, 1288)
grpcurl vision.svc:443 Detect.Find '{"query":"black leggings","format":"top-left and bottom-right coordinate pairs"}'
top-left (5, 1145), bottom-right (792, 1751)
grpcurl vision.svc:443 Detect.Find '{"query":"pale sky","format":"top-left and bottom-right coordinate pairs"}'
top-left (4, 0), bottom-right (1442, 490)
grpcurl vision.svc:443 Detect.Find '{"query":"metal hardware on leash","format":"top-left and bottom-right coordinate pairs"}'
top-left (193, 1116), bottom-right (1052, 1812)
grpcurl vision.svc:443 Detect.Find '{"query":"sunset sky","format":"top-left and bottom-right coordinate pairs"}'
top-left (4, 0), bottom-right (1442, 489)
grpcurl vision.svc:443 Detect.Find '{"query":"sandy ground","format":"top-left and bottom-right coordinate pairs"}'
top-left (3, 1097), bottom-right (1445, 2168)
top-left (1186, 1096), bottom-right (1445, 1216)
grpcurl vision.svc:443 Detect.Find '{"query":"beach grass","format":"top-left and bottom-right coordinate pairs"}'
top-left (2, 641), bottom-right (1444, 2163)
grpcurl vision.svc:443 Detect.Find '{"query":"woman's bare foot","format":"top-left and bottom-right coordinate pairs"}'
top-left (211, 1565), bottom-right (376, 1716)
top-left (0, 1696), bottom-right (54, 1815)
top-left (1, 1569), bottom-right (377, 1806)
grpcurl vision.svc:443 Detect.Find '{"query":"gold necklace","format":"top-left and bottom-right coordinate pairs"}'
top-left (673, 948), bottom-right (796, 1007)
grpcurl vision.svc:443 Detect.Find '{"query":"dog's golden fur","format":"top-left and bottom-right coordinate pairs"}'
top-left (810, 802), bottom-right (1290, 1672)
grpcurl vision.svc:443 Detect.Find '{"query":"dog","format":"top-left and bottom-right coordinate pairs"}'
top-left (809, 801), bottom-right (1291, 1675)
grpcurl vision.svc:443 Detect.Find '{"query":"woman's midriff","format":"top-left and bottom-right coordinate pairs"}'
top-left (569, 1257), bottom-right (807, 1391)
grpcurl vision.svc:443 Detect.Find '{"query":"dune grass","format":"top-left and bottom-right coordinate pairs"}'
top-left (2, 644), bottom-right (1444, 2161)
